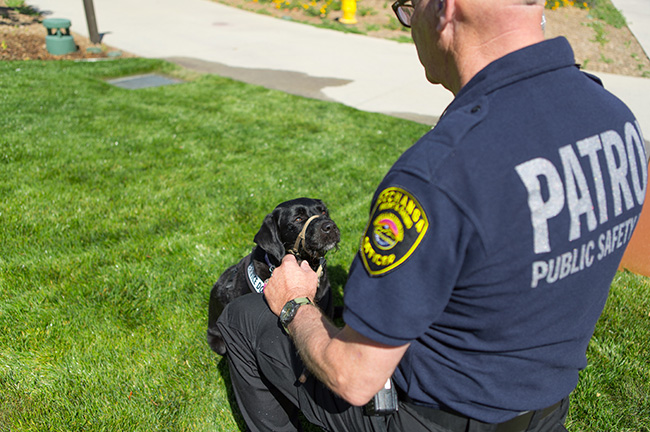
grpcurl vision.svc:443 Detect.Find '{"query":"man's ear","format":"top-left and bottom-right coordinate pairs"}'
top-left (436, 0), bottom-right (453, 32)
top-left (436, 0), bottom-right (445, 16)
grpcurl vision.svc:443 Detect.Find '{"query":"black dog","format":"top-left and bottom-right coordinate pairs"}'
top-left (207, 198), bottom-right (340, 355)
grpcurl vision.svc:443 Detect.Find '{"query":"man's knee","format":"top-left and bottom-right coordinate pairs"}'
top-left (216, 293), bottom-right (280, 349)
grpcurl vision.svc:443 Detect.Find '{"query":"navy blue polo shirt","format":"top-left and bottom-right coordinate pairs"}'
top-left (343, 37), bottom-right (647, 423)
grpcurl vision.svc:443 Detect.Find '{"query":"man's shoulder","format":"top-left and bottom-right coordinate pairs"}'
top-left (393, 101), bottom-right (490, 178)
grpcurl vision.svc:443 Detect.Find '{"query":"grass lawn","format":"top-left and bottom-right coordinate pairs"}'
top-left (1, 58), bottom-right (649, 431)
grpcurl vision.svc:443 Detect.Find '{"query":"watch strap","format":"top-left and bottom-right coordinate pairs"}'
top-left (280, 297), bottom-right (313, 333)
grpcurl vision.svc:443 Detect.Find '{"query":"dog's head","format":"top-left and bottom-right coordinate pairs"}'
top-left (253, 198), bottom-right (340, 266)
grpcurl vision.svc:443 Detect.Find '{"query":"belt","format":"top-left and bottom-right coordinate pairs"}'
top-left (402, 396), bottom-right (565, 432)
top-left (493, 400), bottom-right (563, 432)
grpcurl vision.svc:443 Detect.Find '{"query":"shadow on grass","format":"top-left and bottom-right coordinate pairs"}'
top-left (328, 264), bottom-right (349, 305)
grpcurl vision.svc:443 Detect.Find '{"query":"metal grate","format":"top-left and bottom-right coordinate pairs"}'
top-left (106, 73), bottom-right (184, 90)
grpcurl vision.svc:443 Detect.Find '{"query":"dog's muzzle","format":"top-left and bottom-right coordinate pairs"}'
top-left (290, 214), bottom-right (321, 256)
top-left (289, 214), bottom-right (327, 281)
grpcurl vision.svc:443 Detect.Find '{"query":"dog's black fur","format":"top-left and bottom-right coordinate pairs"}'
top-left (207, 198), bottom-right (340, 355)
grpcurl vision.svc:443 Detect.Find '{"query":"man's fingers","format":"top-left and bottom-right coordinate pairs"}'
top-left (281, 254), bottom-right (314, 274)
top-left (282, 254), bottom-right (298, 265)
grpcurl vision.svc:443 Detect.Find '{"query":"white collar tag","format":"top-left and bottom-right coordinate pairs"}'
top-left (247, 260), bottom-right (266, 294)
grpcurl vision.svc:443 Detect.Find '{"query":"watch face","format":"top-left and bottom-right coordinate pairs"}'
top-left (280, 298), bottom-right (312, 331)
top-left (280, 301), bottom-right (298, 326)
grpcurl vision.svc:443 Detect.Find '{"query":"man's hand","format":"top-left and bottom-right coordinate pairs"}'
top-left (264, 254), bottom-right (318, 316)
top-left (264, 254), bottom-right (409, 406)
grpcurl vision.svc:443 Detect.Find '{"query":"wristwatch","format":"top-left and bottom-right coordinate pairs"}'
top-left (279, 297), bottom-right (313, 333)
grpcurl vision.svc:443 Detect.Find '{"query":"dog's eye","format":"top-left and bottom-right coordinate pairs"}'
top-left (295, 217), bottom-right (304, 223)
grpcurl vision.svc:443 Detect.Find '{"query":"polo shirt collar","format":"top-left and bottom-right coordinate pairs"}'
top-left (445, 37), bottom-right (577, 115)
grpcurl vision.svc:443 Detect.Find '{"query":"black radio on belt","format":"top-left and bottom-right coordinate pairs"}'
top-left (364, 378), bottom-right (399, 416)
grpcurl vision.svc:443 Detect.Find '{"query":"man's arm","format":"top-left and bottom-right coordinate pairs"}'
top-left (264, 255), bottom-right (409, 406)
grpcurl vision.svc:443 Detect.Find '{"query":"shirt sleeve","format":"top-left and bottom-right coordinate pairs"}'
top-left (343, 168), bottom-right (477, 346)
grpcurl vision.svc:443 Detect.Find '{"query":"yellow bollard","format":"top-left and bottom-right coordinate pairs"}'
top-left (339, 0), bottom-right (357, 24)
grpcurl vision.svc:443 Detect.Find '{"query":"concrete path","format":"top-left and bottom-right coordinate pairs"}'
top-left (29, 0), bottom-right (450, 125)
top-left (611, 0), bottom-right (650, 59)
top-left (28, 0), bottom-right (650, 135)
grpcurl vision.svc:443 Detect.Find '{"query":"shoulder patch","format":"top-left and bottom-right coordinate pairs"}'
top-left (360, 187), bottom-right (429, 276)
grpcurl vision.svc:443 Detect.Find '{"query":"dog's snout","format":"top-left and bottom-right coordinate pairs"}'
top-left (321, 221), bottom-right (335, 233)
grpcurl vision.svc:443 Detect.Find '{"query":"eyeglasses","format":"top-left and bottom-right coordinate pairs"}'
top-left (391, 0), bottom-right (413, 28)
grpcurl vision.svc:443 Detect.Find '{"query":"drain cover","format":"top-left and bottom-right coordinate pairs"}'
top-left (107, 73), bottom-right (183, 89)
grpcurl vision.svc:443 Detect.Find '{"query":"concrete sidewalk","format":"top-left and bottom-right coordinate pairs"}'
top-left (29, 0), bottom-right (451, 125)
top-left (29, 0), bottom-right (650, 134)
top-left (611, 0), bottom-right (650, 59)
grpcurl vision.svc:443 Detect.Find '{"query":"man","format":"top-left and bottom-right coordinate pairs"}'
top-left (216, 0), bottom-right (648, 430)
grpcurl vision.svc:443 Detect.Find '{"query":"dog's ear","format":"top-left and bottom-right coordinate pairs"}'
top-left (253, 212), bottom-right (285, 263)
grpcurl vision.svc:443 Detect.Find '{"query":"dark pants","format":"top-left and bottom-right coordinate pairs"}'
top-left (215, 294), bottom-right (569, 432)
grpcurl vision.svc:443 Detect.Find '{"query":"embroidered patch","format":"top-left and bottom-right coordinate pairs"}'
top-left (360, 187), bottom-right (429, 276)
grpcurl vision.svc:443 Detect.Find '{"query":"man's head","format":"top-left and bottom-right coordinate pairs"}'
top-left (395, 0), bottom-right (545, 93)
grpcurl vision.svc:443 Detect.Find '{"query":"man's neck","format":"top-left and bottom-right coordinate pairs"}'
top-left (452, 3), bottom-right (545, 92)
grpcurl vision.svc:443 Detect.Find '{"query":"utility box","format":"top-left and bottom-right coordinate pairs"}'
top-left (43, 18), bottom-right (77, 55)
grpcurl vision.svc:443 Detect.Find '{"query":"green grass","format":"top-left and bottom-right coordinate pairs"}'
top-left (0, 58), bottom-right (426, 431)
top-left (1, 58), bottom-right (648, 431)
top-left (588, 0), bottom-right (627, 29)
top-left (587, 20), bottom-right (609, 47)
top-left (568, 272), bottom-right (650, 431)
top-left (3, 0), bottom-right (39, 15)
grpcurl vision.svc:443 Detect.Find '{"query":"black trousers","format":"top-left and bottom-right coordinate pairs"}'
top-left (216, 294), bottom-right (569, 432)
